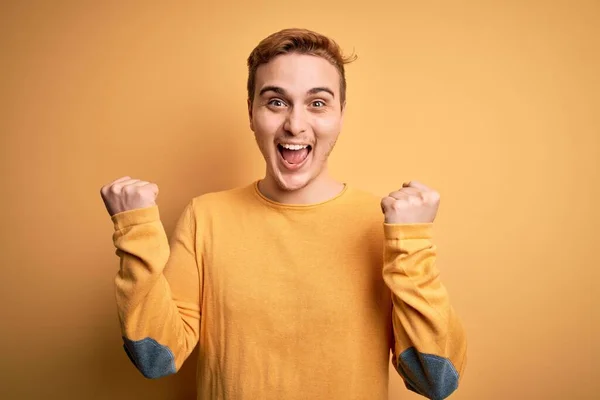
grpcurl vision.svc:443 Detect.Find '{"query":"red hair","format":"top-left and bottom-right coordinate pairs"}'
top-left (247, 28), bottom-right (357, 107)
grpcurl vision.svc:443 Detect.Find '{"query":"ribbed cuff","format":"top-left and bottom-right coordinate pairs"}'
top-left (383, 223), bottom-right (433, 240)
top-left (111, 206), bottom-right (160, 231)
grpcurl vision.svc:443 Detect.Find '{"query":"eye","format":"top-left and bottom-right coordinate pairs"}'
top-left (268, 99), bottom-right (286, 107)
top-left (311, 100), bottom-right (325, 108)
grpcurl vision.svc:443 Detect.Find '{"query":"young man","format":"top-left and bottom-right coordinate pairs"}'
top-left (100, 28), bottom-right (467, 400)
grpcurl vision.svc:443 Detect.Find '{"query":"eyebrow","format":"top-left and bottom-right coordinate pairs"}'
top-left (258, 85), bottom-right (335, 98)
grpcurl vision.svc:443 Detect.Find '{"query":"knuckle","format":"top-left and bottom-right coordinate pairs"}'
top-left (381, 197), bottom-right (393, 209)
top-left (428, 191), bottom-right (441, 202)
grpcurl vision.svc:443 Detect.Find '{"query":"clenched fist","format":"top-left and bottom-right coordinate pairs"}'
top-left (381, 180), bottom-right (440, 224)
top-left (100, 176), bottom-right (159, 217)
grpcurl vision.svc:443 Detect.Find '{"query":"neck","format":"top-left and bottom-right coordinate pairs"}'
top-left (258, 170), bottom-right (345, 205)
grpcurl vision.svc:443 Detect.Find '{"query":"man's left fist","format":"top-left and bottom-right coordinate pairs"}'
top-left (381, 180), bottom-right (440, 224)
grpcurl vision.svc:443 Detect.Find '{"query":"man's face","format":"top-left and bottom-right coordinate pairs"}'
top-left (249, 53), bottom-right (344, 192)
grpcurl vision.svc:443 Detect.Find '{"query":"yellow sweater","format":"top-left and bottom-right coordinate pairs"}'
top-left (110, 181), bottom-right (467, 400)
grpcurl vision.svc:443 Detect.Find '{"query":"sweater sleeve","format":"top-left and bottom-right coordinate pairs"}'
top-left (382, 223), bottom-right (467, 400)
top-left (110, 200), bottom-right (201, 379)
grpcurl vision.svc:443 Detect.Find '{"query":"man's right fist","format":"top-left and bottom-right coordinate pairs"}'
top-left (100, 176), bottom-right (159, 217)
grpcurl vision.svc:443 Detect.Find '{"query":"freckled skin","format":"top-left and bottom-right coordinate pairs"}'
top-left (248, 53), bottom-right (345, 204)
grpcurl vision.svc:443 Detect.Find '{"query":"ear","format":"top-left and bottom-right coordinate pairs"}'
top-left (340, 101), bottom-right (346, 128)
top-left (247, 98), bottom-right (254, 132)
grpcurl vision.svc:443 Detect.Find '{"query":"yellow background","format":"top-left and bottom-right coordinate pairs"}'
top-left (1, 1), bottom-right (598, 399)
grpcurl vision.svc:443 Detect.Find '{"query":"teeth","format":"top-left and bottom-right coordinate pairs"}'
top-left (280, 143), bottom-right (309, 150)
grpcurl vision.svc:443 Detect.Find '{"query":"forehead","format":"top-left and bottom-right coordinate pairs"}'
top-left (255, 53), bottom-right (340, 95)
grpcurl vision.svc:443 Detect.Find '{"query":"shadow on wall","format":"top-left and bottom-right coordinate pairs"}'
top-left (92, 110), bottom-right (251, 400)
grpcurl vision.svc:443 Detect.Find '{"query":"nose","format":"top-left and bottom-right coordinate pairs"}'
top-left (283, 106), bottom-right (307, 136)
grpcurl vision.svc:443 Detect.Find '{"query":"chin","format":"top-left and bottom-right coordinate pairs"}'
top-left (274, 173), bottom-right (313, 192)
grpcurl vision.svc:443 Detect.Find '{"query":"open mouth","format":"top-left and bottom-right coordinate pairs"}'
top-left (277, 144), bottom-right (313, 167)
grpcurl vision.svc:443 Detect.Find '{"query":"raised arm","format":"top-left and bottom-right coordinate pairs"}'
top-left (381, 181), bottom-right (467, 399)
top-left (101, 176), bottom-right (202, 379)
